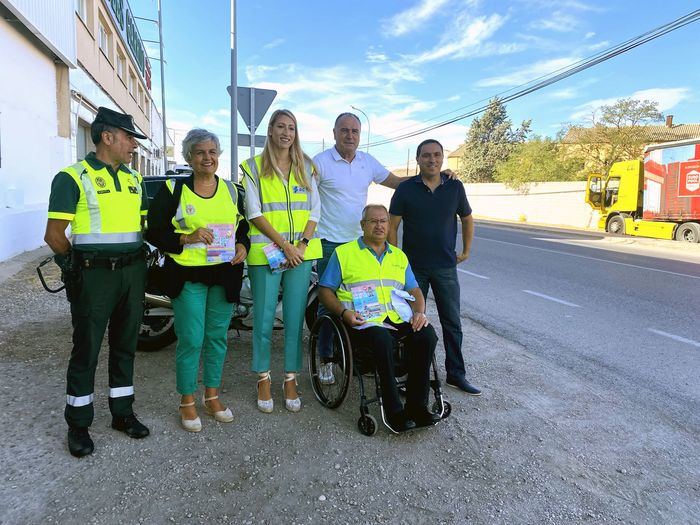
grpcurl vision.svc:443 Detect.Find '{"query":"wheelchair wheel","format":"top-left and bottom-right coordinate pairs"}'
top-left (432, 400), bottom-right (452, 419)
top-left (308, 314), bottom-right (353, 409)
top-left (357, 414), bottom-right (377, 436)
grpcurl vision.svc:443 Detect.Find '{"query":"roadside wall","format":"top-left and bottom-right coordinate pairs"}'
top-left (367, 180), bottom-right (601, 230)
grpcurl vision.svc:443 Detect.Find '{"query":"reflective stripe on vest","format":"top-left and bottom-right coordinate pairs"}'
top-left (62, 161), bottom-right (143, 245)
top-left (166, 178), bottom-right (243, 267)
top-left (334, 240), bottom-right (408, 324)
top-left (241, 155), bottom-right (321, 265)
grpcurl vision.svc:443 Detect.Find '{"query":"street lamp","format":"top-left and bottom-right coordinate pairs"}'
top-left (135, 0), bottom-right (167, 174)
top-left (351, 105), bottom-right (370, 153)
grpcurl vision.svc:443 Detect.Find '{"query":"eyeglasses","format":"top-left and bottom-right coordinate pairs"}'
top-left (362, 218), bottom-right (388, 225)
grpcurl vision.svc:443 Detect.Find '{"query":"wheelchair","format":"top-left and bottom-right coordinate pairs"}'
top-left (307, 314), bottom-right (451, 436)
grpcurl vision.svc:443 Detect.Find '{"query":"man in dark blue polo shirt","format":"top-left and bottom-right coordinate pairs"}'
top-left (388, 139), bottom-right (480, 395)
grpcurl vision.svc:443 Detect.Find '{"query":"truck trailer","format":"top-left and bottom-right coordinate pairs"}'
top-left (585, 138), bottom-right (700, 242)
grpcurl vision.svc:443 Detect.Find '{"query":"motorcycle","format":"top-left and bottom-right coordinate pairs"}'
top-left (138, 248), bottom-right (320, 352)
top-left (37, 249), bottom-right (320, 352)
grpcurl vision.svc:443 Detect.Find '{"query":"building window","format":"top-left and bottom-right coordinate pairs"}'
top-left (76, 120), bottom-right (91, 161)
top-left (98, 17), bottom-right (112, 61)
top-left (138, 86), bottom-right (144, 109)
top-left (117, 48), bottom-right (126, 80)
top-left (144, 98), bottom-right (150, 118)
top-left (75, 0), bottom-right (87, 21)
top-left (128, 71), bottom-right (136, 99)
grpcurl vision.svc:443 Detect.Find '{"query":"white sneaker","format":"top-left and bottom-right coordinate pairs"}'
top-left (319, 363), bottom-right (335, 385)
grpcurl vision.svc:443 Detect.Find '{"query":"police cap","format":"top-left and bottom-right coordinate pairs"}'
top-left (93, 106), bottom-right (147, 139)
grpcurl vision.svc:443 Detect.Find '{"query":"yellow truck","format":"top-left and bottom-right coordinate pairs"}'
top-left (585, 138), bottom-right (700, 242)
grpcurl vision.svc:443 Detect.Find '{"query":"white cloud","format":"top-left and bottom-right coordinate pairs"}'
top-left (530, 11), bottom-right (580, 32)
top-left (569, 87), bottom-right (691, 121)
top-left (550, 88), bottom-right (577, 100)
top-left (383, 0), bottom-right (452, 37)
top-left (410, 14), bottom-right (518, 64)
top-left (475, 56), bottom-right (581, 87)
top-left (263, 38), bottom-right (285, 50)
top-left (366, 50), bottom-right (388, 63)
top-left (584, 31), bottom-right (595, 39)
top-left (587, 40), bottom-right (609, 51)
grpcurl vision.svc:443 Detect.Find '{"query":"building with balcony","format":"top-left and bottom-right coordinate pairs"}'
top-left (0, 0), bottom-right (171, 261)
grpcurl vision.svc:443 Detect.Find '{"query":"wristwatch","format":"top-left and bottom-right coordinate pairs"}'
top-left (299, 237), bottom-right (310, 246)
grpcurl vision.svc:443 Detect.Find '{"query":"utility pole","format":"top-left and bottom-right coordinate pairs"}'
top-left (230, 0), bottom-right (238, 182)
top-left (157, 0), bottom-right (167, 174)
top-left (136, 1), bottom-right (167, 174)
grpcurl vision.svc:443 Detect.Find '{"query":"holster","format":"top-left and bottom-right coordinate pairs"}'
top-left (58, 252), bottom-right (82, 304)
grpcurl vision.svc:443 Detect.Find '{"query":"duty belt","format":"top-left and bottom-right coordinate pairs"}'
top-left (75, 249), bottom-right (145, 270)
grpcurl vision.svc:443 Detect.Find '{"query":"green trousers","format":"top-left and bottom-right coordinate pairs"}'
top-left (248, 261), bottom-right (312, 373)
top-left (171, 282), bottom-right (234, 395)
top-left (65, 258), bottom-right (146, 428)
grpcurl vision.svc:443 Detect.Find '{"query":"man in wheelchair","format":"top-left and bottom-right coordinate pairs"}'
top-left (318, 204), bottom-right (441, 432)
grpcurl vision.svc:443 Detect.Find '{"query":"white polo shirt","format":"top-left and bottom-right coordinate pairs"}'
top-left (313, 147), bottom-right (389, 243)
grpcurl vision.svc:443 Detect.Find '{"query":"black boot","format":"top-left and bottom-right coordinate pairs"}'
top-left (67, 427), bottom-right (94, 458)
top-left (385, 410), bottom-right (416, 433)
top-left (111, 414), bottom-right (150, 439)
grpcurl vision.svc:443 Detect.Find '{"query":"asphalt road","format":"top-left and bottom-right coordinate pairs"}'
top-left (453, 222), bottom-right (700, 431)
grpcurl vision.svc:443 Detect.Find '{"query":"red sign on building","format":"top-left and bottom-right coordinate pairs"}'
top-left (679, 160), bottom-right (700, 197)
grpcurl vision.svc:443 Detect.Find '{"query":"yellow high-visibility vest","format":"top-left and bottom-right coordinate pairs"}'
top-left (55, 160), bottom-right (144, 245)
top-left (166, 178), bottom-right (244, 267)
top-left (334, 240), bottom-right (408, 324)
top-left (240, 155), bottom-right (321, 266)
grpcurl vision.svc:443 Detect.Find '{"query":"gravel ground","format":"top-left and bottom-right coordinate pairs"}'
top-left (0, 249), bottom-right (697, 525)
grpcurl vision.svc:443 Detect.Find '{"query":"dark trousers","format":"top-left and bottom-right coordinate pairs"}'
top-left (351, 322), bottom-right (437, 414)
top-left (413, 266), bottom-right (466, 380)
top-left (317, 239), bottom-right (344, 360)
top-left (65, 256), bottom-right (146, 428)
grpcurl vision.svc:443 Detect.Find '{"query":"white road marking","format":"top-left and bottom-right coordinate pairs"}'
top-left (648, 328), bottom-right (700, 348)
top-left (476, 236), bottom-right (700, 280)
top-left (457, 269), bottom-right (490, 279)
top-left (522, 290), bottom-right (581, 308)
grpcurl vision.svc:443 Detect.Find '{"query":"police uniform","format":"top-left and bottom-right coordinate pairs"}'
top-left (47, 108), bottom-right (149, 434)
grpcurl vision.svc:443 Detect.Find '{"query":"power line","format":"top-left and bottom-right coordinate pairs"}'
top-left (367, 9), bottom-right (700, 147)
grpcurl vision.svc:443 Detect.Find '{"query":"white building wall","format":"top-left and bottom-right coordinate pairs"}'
top-left (0, 0), bottom-right (76, 66)
top-left (368, 181), bottom-right (601, 230)
top-left (0, 16), bottom-right (71, 260)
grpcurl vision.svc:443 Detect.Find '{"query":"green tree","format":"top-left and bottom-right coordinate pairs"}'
top-left (563, 98), bottom-right (663, 174)
top-left (459, 98), bottom-right (531, 183)
top-left (494, 136), bottom-right (586, 191)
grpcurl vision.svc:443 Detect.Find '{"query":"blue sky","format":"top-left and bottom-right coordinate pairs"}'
top-left (132, 0), bottom-right (700, 176)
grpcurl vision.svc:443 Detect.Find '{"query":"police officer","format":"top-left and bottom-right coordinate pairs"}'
top-left (45, 107), bottom-right (150, 457)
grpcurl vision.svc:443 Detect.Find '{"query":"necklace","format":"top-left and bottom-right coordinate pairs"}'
top-left (196, 177), bottom-right (216, 187)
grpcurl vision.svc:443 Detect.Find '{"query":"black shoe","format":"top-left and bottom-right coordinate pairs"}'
top-left (446, 376), bottom-right (482, 396)
top-left (406, 406), bottom-right (442, 427)
top-left (111, 414), bottom-right (150, 439)
top-left (67, 427), bottom-right (94, 458)
top-left (385, 410), bottom-right (416, 433)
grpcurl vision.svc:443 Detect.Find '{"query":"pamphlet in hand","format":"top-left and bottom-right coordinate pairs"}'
top-left (263, 242), bottom-right (288, 273)
top-left (351, 284), bottom-right (382, 320)
top-left (352, 321), bottom-right (397, 331)
top-left (206, 223), bottom-right (237, 263)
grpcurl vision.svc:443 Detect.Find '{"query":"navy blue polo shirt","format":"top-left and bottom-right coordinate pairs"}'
top-left (389, 174), bottom-right (471, 269)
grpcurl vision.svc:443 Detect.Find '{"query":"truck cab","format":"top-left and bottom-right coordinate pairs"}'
top-left (585, 160), bottom-right (643, 234)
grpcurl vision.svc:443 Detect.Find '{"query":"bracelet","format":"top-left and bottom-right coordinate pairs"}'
top-left (340, 308), bottom-right (348, 319)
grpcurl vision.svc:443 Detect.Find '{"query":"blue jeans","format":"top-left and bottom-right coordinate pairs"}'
top-left (317, 239), bottom-right (344, 359)
top-left (413, 266), bottom-right (466, 380)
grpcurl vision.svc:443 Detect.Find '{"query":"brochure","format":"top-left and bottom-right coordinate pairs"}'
top-left (263, 242), bottom-right (288, 273)
top-left (352, 322), bottom-right (397, 331)
top-left (351, 284), bottom-right (383, 320)
top-left (206, 223), bottom-right (236, 263)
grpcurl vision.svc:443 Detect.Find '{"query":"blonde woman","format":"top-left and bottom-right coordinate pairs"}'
top-left (240, 109), bottom-right (321, 413)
